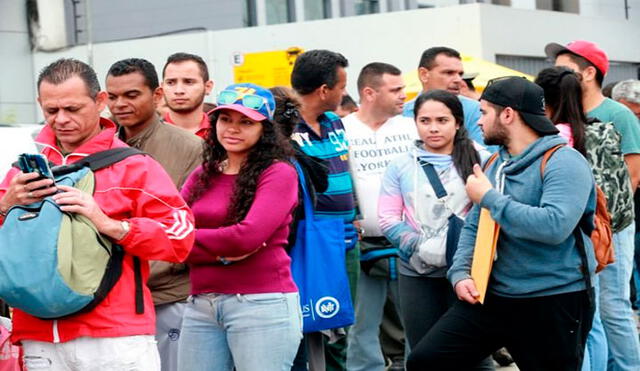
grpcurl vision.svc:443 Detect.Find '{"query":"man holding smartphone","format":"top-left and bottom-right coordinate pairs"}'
top-left (0, 58), bottom-right (195, 370)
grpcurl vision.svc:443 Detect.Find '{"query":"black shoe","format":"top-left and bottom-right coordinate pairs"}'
top-left (492, 348), bottom-right (514, 367)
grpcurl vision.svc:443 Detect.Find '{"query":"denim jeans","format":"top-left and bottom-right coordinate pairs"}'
top-left (177, 292), bottom-right (302, 371)
top-left (155, 301), bottom-right (186, 371)
top-left (581, 275), bottom-right (608, 371)
top-left (599, 224), bottom-right (640, 370)
top-left (346, 270), bottom-right (402, 371)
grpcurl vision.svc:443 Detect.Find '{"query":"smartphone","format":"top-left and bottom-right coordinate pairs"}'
top-left (17, 153), bottom-right (55, 184)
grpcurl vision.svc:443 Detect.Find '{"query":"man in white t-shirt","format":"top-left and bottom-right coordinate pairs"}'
top-left (344, 62), bottom-right (417, 371)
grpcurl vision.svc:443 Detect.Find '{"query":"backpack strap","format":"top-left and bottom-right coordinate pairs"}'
top-left (540, 144), bottom-right (594, 306)
top-left (538, 144), bottom-right (564, 180)
top-left (133, 257), bottom-right (144, 314)
top-left (52, 147), bottom-right (145, 176)
top-left (80, 147), bottom-right (145, 171)
top-left (483, 152), bottom-right (500, 171)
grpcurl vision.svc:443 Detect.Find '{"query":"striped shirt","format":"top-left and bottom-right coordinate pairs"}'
top-left (292, 111), bottom-right (356, 222)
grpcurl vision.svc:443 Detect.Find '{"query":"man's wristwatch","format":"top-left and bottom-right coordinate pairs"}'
top-left (118, 221), bottom-right (130, 240)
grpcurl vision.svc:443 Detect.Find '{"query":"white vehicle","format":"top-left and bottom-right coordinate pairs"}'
top-left (0, 124), bottom-right (42, 178)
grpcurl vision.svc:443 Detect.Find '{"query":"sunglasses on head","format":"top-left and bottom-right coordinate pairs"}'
top-left (216, 90), bottom-right (272, 117)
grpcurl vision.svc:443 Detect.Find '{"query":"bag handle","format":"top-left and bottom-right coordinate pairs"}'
top-left (292, 160), bottom-right (315, 222)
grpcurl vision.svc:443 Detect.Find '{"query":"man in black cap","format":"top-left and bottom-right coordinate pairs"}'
top-left (405, 77), bottom-right (597, 371)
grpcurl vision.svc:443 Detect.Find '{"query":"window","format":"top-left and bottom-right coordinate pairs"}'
top-left (266, 0), bottom-right (295, 24)
top-left (536, 0), bottom-right (579, 14)
top-left (355, 0), bottom-right (380, 15)
top-left (305, 0), bottom-right (329, 20)
top-left (243, 0), bottom-right (257, 26)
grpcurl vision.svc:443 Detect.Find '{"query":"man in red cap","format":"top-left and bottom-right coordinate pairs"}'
top-left (546, 40), bottom-right (640, 371)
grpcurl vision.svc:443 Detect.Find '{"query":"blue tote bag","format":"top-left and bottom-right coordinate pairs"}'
top-left (290, 162), bottom-right (355, 333)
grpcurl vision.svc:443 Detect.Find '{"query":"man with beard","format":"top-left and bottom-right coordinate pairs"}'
top-left (161, 53), bottom-right (214, 138)
top-left (406, 77), bottom-right (597, 371)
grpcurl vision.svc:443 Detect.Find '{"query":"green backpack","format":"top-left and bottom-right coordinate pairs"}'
top-left (584, 119), bottom-right (634, 233)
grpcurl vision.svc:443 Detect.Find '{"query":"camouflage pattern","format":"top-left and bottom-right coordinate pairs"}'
top-left (585, 121), bottom-right (635, 232)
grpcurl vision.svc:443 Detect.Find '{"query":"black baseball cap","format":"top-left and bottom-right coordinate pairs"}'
top-left (480, 76), bottom-right (559, 135)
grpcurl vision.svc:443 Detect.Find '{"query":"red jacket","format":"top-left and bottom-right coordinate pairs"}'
top-left (0, 118), bottom-right (195, 343)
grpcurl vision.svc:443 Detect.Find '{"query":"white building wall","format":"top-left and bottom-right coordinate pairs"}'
top-left (477, 4), bottom-right (640, 63)
top-left (0, 1), bottom-right (36, 125)
top-left (579, 0), bottom-right (640, 21)
top-left (25, 3), bottom-right (640, 122)
top-left (511, 0), bottom-right (536, 10)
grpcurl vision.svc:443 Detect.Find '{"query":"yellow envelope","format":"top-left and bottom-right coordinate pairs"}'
top-left (470, 208), bottom-right (500, 304)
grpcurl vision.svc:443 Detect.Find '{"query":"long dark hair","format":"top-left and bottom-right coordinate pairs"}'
top-left (535, 66), bottom-right (587, 156)
top-left (414, 90), bottom-right (480, 181)
top-left (186, 109), bottom-right (293, 224)
top-left (270, 86), bottom-right (303, 137)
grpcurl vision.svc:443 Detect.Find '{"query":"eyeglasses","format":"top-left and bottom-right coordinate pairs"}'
top-left (217, 90), bottom-right (272, 117)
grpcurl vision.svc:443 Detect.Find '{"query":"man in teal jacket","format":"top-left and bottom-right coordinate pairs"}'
top-left (406, 77), bottom-right (597, 371)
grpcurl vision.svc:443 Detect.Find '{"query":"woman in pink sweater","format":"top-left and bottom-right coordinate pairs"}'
top-left (177, 83), bottom-right (301, 371)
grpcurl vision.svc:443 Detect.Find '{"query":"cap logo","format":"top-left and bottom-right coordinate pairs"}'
top-left (540, 96), bottom-right (546, 112)
top-left (233, 87), bottom-right (257, 99)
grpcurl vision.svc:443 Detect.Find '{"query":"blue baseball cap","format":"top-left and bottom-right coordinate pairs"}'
top-left (212, 83), bottom-right (275, 121)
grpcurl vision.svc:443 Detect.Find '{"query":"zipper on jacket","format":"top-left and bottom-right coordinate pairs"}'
top-left (35, 141), bottom-right (90, 166)
top-left (52, 320), bottom-right (60, 343)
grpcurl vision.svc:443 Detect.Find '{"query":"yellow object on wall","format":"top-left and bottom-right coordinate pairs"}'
top-left (232, 47), bottom-right (304, 88)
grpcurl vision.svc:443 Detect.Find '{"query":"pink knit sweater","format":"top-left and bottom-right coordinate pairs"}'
top-left (181, 161), bottom-right (299, 294)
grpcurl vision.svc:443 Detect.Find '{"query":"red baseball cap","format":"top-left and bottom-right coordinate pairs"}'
top-left (545, 40), bottom-right (609, 76)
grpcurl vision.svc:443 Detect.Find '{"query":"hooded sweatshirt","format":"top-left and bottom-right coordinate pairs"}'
top-left (379, 140), bottom-right (489, 276)
top-left (448, 135), bottom-right (597, 298)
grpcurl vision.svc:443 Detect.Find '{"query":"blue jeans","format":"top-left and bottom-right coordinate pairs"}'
top-left (346, 270), bottom-right (402, 371)
top-left (581, 275), bottom-right (608, 371)
top-left (599, 224), bottom-right (640, 370)
top-left (177, 292), bottom-right (302, 371)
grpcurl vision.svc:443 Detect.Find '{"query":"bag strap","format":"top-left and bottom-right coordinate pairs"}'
top-left (538, 144), bottom-right (564, 180)
top-left (80, 147), bottom-right (144, 171)
top-left (540, 144), bottom-right (594, 304)
top-left (133, 256), bottom-right (144, 314)
top-left (417, 160), bottom-right (447, 199)
top-left (292, 160), bottom-right (315, 221)
top-left (52, 147), bottom-right (145, 176)
top-left (573, 229), bottom-right (595, 307)
top-left (483, 152), bottom-right (500, 171)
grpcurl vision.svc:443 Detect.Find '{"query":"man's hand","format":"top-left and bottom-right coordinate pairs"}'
top-left (354, 220), bottom-right (364, 241)
top-left (454, 278), bottom-right (480, 304)
top-left (465, 164), bottom-right (493, 204)
top-left (0, 172), bottom-right (57, 214)
top-left (52, 185), bottom-right (125, 240)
